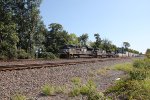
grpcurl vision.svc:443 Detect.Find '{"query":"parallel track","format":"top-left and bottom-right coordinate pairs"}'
top-left (0, 58), bottom-right (123, 71)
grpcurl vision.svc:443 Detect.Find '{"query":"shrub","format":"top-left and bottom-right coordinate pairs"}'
top-left (40, 52), bottom-right (56, 59)
top-left (71, 77), bottom-right (81, 86)
top-left (41, 84), bottom-right (55, 96)
top-left (55, 86), bottom-right (65, 94)
top-left (106, 59), bottom-right (150, 99)
top-left (17, 49), bottom-right (29, 59)
top-left (69, 79), bottom-right (106, 99)
top-left (69, 87), bottom-right (81, 97)
top-left (133, 59), bottom-right (145, 68)
top-left (87, 91), bottom-right (104, 100)
top-left (106, 79), bottom-right (150, 100)
top-left (0, 42), bottom-right (18, 59)
top-left (130, 68), bottom-right (147, 80)
top-left (0, 55), bottom-right (7, 60)
top-left (11, 94), bottom-right (27, 100)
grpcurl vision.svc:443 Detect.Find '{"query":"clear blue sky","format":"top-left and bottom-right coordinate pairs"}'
top-left (40, 0), bottom-right (150, 53)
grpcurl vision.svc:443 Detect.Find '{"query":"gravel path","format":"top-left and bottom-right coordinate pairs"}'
top-left (0, 58), bottom-right (134, 100)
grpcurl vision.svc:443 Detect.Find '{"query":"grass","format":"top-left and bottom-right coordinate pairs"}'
top-left (41, 84), bottom-right (55, 96)
top-left (55, 86), bottom-right (66, 94)
top-left (88, 70), bottom-right (96, 77)
top-left (97, 67), bottom-right (110, 76)
top-left (106, 58), bottom-right (150, 100)
top-left (112, 63), bottom-right (133, 73)
top-left (70, 77), bottom-right (81, 86)
top-left (69, 78), bottom-right (107, 100)
top-left (11, 94), bottom-right (27, 100)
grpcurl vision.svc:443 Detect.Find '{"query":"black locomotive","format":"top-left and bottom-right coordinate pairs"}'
top-left (59, 45), bottom-right (117, 58)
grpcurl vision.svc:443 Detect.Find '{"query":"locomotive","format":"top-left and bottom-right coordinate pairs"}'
top-left (59, 45), bottom-right (117, 58)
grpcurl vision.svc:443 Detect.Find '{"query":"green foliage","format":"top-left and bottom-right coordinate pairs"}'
top-left (55, 86), bottom-right (66, 94)
top-left (97, 67), bottom-right (109, 75)
top-left (0, 2), bottom-right (19, 59)
top-left (129, 68), bottom-right (147, 80)
top-left (45, 23), bottom-right (70, 54)
top-left (17, 49), bottom-right (29, 59)
top-left (78, 33), bottom-right (89, 46)
top-left (146, 48), bottom-right (150, 58)
top-left (71, 77), bottom-right (81, 86)
top-left (87, 91), bottom-right (104, 100)
top-left (69, 87), bottom-right (81, 97)
top-left (102, 39), bottom-right (111, 51)
top-left (93, 33), bottom-right (102, 49)
top-left (69, 78), bottom-right (106, 100)
top-left (40, 52), bottom-right (56, 59)
top-left (130, 59), bottom-right (150, 80)
top-left (42, 84), bottom-right (55, 96)
top-left (123, 42), bottom-right (130, 51)
top-left (112, 63), bottom-right (133, 73)
top-left (11, 94), bottom-right (27, 100)
top-left (80, 80), bottom-right (96, 95)
top-left (106, 59), bottom-right (150, 99)
top-left (68, 33), bottom-right (79, 45)
top-left (0, 0), bottom-right (44, 59)
top-left (106, 79), bottom-right (150, 100)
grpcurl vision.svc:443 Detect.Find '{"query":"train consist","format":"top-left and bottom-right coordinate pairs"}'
top-left (59, 44), bottom-right (139, 58)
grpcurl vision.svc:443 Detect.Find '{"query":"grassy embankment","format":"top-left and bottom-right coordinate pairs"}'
top-left (106, 58), bottom-right (150, 100)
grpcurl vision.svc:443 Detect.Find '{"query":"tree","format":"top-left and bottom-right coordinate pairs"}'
top-left (45, 23), bottom-right (69, 54)
top-left (11, 0), bottom-right (43, 54)
top-left (33, 20), bottom-right (47, 53)
top-left (79, 33), bottom-right (89, 46)
top-left (123, 42), bottom-right (130, 51)
top-left (0, 1), bottom-right (19, 59)
top-left (101, 39), bottom-right (112, 52)
top-left (94, 33), bottom-right (102, 49)
top-left (68, 33), bottom-right (79, 45)
top-left (146, 49), bottom-right (150, 58)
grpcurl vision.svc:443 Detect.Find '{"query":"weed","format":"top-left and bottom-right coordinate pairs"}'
top-left (97, 68), bottom-right (108, 75)
top-left (11, 94), bottom-right (27, 100)
top-left (112, 63), bottom-right (133, 73)
top-left (41, 84), bottom-right (55, 96)
top-left (69, 79), bottom-right (107, 99)
top-left (71, 77), bottom-right (81, 86)
top-left (88, 71), bottom-right (96, 77)
top-left (55, 86), bottom-right (65, 94)
top-left (106, 59), bottom-right (150, 99)
top-left (69, 87), bottom-right (81, 97)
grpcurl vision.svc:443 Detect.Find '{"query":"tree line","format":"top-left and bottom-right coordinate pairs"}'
top-left (0, 0), bottom-right (140, 59)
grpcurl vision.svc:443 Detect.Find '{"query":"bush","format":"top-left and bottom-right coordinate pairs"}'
top-left (41, 84), bottom-right (55, 96)
top-left (112, 63), bottom-right (133, 73)
top-left (17, 49), bottom-right (29, 59)
top-left (130, 68), bottom-right (147, 80)
top-left (69, 78), bottom-right (106, 99)
top-left (69, 87), bottom-right (81, 97)
top-left (40, 52), bottom-right (56, 59)
top-left (0, 41), bottom-right (18, 59)
top-left (133, 59), bottom-right (145, 68)
top-left (71, 77), bottom-right (81, 86)
top-left (106, 59), bottom-right (150, 99)
top-left (11, 94), bottom-right (27, 100)
top-left (106, 79), bottom-right (150, 100)
top-left (55, 86), bottom-right (65, 94)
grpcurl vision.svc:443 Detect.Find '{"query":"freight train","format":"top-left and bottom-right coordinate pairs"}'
top-left (59, 45), bottom-right (118, 58)
top-left (59, 45), bottom-right (139, 58)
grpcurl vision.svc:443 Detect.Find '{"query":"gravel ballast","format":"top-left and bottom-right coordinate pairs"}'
top-left (0, 58), bottom-right (133, 100)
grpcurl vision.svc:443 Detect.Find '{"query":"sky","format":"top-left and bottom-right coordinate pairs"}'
top-left (40, 0), bottom-right (150, 53)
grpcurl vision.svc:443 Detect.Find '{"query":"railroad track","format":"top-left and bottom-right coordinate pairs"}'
top-left (0, 58), bottom-right (123, 71)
